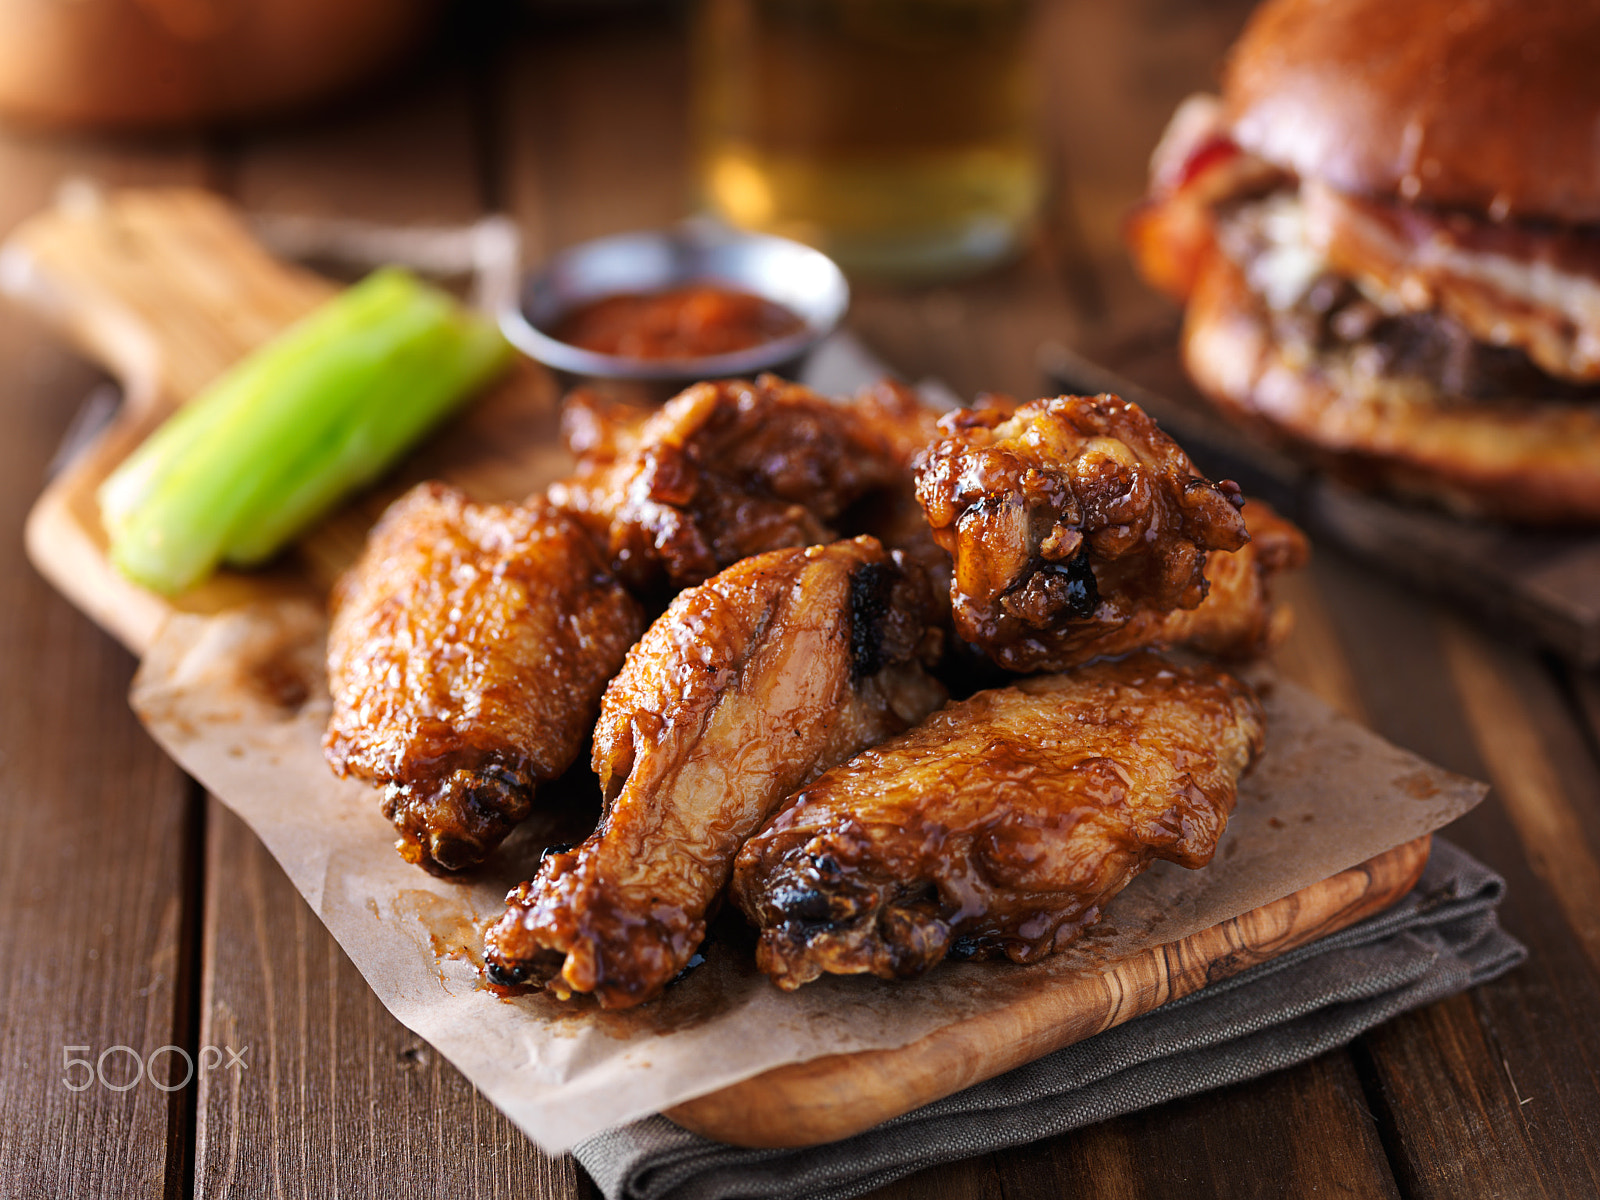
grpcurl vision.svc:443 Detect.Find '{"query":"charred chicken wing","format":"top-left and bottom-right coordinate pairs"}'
top-left (548, 376), bottom-right (934, 594)
top-left (732, 654), bottom-right (1265, 989)
top-left (324, 482), bottom-right (644, 873)
top-left (482, 536), bottom-right (947, 1008)
top-left (915, 394), bottom-right (1256, 671)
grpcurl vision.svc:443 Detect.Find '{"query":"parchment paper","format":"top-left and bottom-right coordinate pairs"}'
top-left (129, 597), bottom-right (1484, 1153)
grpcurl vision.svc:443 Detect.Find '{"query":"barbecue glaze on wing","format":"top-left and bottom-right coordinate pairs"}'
top-left (1109, 499), bottom-right (1309, 661)
top-left (323, 482), bottom-right (644, 873)
top-left (549, 376), bottom-right (940, 595)
top-left (482, 536), bottom-right (948, 1008)
top-left (915, 395), bottom-right (1254, 672)
top-left (732, 654), bottom-right (1265, 989)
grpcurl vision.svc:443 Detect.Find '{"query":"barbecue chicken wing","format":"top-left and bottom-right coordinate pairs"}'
top-left (733, 654), bottom-right (1265, 989)
top-left (915, 395), bottom-right (1255, 672)
top-left (550, 376), bottom-right (944, 595)
top-left (1027, 498), bottom-right (1309, 664)
top-left (324, 482), bottom-right (644, 873)
top-left (1148, 500), bottom-right (1308, 658)
top-left (482, 536), bottom-right (947, 1008)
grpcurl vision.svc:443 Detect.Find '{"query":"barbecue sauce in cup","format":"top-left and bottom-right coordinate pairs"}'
top-left (551, 285), bottom-right (805, 360)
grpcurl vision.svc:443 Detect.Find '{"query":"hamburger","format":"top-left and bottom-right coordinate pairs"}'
top-left (1126, 0), bottom-right (1600, 522)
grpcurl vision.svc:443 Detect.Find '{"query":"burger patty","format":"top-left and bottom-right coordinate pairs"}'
top-left (1130, 92), bottom-right (1600, 520)
top-left (1182, 248), bottom-right (1600, 522)
top-left (1215, 192), bottom-right (1600, 408)
top-left (1273, 278), bottom-right (1600, 407)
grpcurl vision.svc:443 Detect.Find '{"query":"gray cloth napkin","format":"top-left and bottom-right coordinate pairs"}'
top-left (576, 838), bottom-right (1525, 1200)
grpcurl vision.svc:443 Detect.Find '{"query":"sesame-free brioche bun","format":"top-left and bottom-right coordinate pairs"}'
top-left (1222, 0), bottom-right (1600, 224)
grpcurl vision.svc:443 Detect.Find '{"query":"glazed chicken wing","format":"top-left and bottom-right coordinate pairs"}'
top-left (732, 654), bottom-right (1265, 989)
top-left (840, 377), bottom-right (951, 471)
top-left (915, 394), bottom-right (1254, 671)
top-left (550, 375), bottom-right (945, 594)
top-left (1146, 499), bottom-right (1309, 658)
top-left (324, 482), bottom-right (644, 873)
top-left (482, 536), bottom-right (947, 1008)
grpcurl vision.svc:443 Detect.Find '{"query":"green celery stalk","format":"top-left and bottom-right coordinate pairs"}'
top-left (106, 268), bottom-right (440, 592)
top-left (99, 266), bottom-right (421, 544)
top-left (99, 267), bottom-right (508, 595)
top-left (224, 310), bottom-right (509, 566)
top-left (97, 265), bottom-right (425, 547)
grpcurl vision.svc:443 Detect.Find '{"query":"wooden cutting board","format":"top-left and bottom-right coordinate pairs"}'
top-left (6, 188), bottom-right (1432, 1149)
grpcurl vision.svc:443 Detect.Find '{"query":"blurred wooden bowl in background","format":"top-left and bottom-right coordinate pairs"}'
top-left (0, 0), bottom-right (439, 131)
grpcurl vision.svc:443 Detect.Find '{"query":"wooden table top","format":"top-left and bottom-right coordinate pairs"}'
top-left (2, 4), bottom-right (1598, 1197)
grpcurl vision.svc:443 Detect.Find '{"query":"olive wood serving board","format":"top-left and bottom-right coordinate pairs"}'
top-left (666, 834), bottom-right (1429, 1147)
top-left (7, 188), bottom-right (1432, 1149)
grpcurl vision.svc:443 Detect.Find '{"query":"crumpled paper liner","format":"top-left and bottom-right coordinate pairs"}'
top-left (130, 598), bottom-right (1483, 1153)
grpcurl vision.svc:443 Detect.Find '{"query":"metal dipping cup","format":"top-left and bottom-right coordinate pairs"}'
top-left (498, 221), bottom-right (850, 383)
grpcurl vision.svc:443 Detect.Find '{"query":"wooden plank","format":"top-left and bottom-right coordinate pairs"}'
top-left (1268, 565), bottom-right (1370, 723)
top-left (222, 57), bottom-right (485, 227)
top-left (12, 9), bottom-right (1580, 1200)
top-left (1307, 548), bottom-right (1600, 1198)
top-left (989, 1052), bottom-right (1401, 1200)
top-left (952, 532), bottom-right (1400, 1200)
top-left (0, 136), bottom-right (206, 1198)
top-left (489, 9), bottom-right (1421, 1177)
top-left (849, 256), bottom-right (1083, 406)
top-left (500, 9), bottom-right (691, 262)
top-left (1442, 623), bottom-right (1600, 972)
top-left (7, 81), bottom-right (1417, 1197)
top-left (10, 189), bottom-right (333, 654)
top-left (193, 802), bottom-right (584, 1199)
top-left (862, 1157), bottom-right (997, 1200)
top-left (1567, 668), bottom-right (1600, 767)
top-left (1040, 0), bottom-right (1258, 329)
top-left (188, 42), bottom-right (585, 1200)
top-left (844, 3), bottom-right (1396, 1187)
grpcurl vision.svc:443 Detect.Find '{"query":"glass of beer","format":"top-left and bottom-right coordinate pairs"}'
top-left (692, 0), bottom-right (1044, 279)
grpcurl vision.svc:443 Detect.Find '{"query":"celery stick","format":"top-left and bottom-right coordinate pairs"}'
top-left (109, 276), bottom-right (442, 591)
top-left (99, 354), bottom-right (265, 543)
top-left (223, 313), bottom-right (508, 565)
top-left (101, 267), bottom-right (508, 595)
top-left (98, 267), bottom-right (420, 542)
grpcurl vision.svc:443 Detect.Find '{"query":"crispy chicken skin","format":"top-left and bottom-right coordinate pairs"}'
top-left (482, 536), bottom-right (948, 1008)
top-left (323, 482), bottom-right (644, 873)
top-left (548, 376), bottom-right (937, 594)
top-left (1117, 499), bottom-right (1309, 661)
top-left (732, 654), bottom-right (1266, 989)
top-left (915, 395), bottom-right (1253, 671)
top-left (844, 377), bottom-right (952, 471)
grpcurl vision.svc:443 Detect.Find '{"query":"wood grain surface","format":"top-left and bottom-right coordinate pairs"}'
top-left (194, 42), bottom-right (592, 1200)
top-left (2, 3), bottom-right (1598, 1199)
top-left (14, 190), bottom-right (331, 653)
top-left (0, 126), bottom-right (214, 1200)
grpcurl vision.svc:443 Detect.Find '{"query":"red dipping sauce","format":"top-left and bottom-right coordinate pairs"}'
top-left (550, 285), bottom-right (806, 360)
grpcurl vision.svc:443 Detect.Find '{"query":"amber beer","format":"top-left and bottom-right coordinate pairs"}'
top-left (693, 0), bottom-right (1042, 278)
